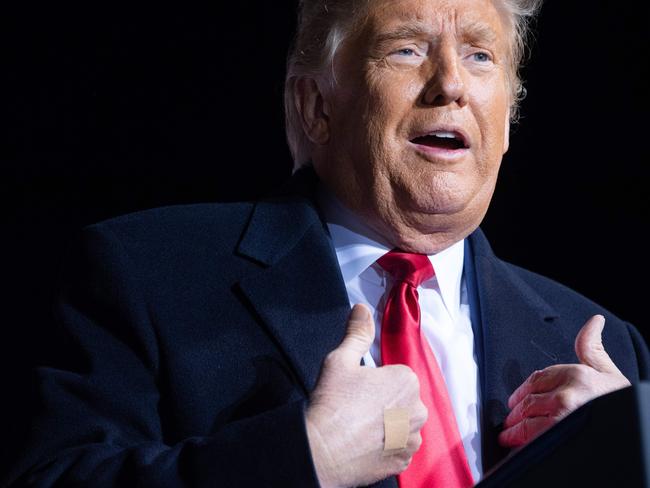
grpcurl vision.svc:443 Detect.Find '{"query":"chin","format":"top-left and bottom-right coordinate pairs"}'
top-left (405, 185), bottom-right (474, 216)
top-left (408, 170), bottom-right (497, 217)
top-left (398, 193), bottom-right (486, 246)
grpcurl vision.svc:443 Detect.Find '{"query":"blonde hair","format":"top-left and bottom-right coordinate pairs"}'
top-left (285, 0), bottom-right (544, 169)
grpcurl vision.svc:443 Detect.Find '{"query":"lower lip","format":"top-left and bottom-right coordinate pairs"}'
top-left (409, 142), bottom-right (470, 160)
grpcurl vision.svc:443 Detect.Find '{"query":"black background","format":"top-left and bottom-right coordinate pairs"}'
top-left (2, 1), bottom-right (648, 469)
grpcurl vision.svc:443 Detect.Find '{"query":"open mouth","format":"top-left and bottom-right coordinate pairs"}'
top-left (410, 130), bottom-right (469, 150)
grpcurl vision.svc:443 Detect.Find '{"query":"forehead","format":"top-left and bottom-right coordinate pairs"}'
top-left (363, 0), bottom-right (508, 44)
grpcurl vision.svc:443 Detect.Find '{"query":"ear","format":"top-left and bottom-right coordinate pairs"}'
top-left (503, 110), bottom-right (510, 153)
top-left (294, 77), bottom-right (331, 145)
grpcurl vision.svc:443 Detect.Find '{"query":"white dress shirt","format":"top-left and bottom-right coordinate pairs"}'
top-left (318, 186), bottom-right (483, 482)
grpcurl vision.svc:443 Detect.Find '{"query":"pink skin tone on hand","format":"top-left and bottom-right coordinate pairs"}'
top-left (499, 315), bottom-right (631, 448)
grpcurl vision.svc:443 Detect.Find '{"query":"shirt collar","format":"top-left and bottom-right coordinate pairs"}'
top-left (318, 184), bottom-right (465, 316)
top-left (428, 237), bottom-right (465, 318)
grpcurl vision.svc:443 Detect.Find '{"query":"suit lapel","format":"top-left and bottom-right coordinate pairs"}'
top-left (235, 193), bottom-right (352, 395)
top-left (468, 229), bottom-right (577, 470)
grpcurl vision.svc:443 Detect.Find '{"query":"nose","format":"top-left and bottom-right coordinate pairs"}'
top-left (422, 44), bottom-right (468, 107)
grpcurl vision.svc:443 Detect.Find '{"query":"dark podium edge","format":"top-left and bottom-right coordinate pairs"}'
top-left (476, 383), bottom-right (650, 487)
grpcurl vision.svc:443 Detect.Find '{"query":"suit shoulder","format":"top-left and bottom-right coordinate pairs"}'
top-left (505, 260), bottom-right (624, 322)
top-left (91, 202), bottom-right (255, 232)
top-left (87, 202), bottom-right (255, 247)
top-left (63, 202), bottom-right (263, 300)
top-left (507, 259), bottom-right (650, 380)
top-left (471, 230), bottom-right (628, 324)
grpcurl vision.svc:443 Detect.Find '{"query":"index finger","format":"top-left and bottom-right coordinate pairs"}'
top-left (508, 365), bottom-right (567, 409)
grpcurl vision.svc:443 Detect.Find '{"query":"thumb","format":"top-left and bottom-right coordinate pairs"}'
top-left (575, 315), bottom-right (620, 374)
top-left (335, 304), bottom-right (375, 367)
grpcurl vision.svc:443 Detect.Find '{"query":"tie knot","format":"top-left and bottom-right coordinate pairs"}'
top-left (377, 250), bottom-right (434, 287)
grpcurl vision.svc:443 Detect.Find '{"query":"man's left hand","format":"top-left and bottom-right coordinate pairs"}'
top-left (499, 315), bottom-right (631, 448)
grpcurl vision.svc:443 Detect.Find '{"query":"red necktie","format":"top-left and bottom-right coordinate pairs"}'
top-left (378, 250), bottom-right (473, 488)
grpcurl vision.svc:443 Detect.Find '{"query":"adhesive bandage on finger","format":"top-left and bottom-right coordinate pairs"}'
top-left (383, 407), bottom-right (410, 451)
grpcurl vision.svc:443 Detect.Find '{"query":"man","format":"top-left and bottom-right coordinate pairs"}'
top-left (5, 0), bottom-right (649, 486)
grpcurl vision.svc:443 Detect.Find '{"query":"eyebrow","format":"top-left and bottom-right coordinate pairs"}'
top-left (373, 19), bottom-right (499, 46)
top-left (460, 20), bottom-right (498, 44)
top-left (374, 21), bottom-right (437, 45)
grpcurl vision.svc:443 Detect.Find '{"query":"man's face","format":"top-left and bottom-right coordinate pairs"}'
top-left (312, 0), bottom-right (511, 252)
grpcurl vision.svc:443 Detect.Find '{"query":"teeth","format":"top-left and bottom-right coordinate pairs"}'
top-left (431, 131), bottom-right (457, 139)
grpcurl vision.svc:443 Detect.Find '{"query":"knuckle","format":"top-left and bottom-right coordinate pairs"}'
top-left (398, 454), bottom-right (413, 472)
top-left (418, 401), bottom-right (429, 424)
top-left (323, 350), bottom-right (340, 368)
top-left (413, 432), bottom-right (423, 450)
top-left (521, 417), bottom-right (530, 441)
top-left (521, 394), bottom-right (535, 416)
top-left (386, 364), bottom-right (404, 378)
top-left (572, 365), bottom-right (591, 383)
top-left (388, 365), bottom-right (420, 391)
top-left (551, 412), bottom-right (565, 423)
top-left (398, 366), bottom-right (419, 388)
top-left (390, 363), bottom-right (409, 375)
top-left (387, 452), bottom-right (411, 475)
top-left (530, 369), bottom-right (544, 385)
top-left (555, 390), bottom-right (579, 414)
top-left (564, 363), bottom-right (582, 377)
top-left (555, 389), bottom-right (572, 408)
top-left (590, 340), bottom-right (606, 355)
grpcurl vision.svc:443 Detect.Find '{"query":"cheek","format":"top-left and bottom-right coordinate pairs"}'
top-left (402, 77), bottom-right (423, 101)
top-left (364, 75), bottom-right (422, 171)
top-left (471, 79), bottom-right (509, 159)
top-left (365, 67), bottom-right (421, 126)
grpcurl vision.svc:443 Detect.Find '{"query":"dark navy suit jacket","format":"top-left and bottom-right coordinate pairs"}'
top-left (7, 170), bottom-right (650, 487)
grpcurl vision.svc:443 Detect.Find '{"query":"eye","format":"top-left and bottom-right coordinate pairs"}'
top-left (386, 44), bottom-right (427, 67)
top-left (471, 51), bottom-right (492, 63)
top-left (396, 48), bottom-right (416, 56)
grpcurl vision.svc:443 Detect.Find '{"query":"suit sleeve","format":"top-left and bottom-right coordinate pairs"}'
top-left (6, 225), bottom-right (321, 487)
top-left (626, 322), bottom-right (650, 381)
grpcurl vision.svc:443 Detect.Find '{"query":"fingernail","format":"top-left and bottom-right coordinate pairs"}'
top-left (350, 304), bottom-right (368, 321)
top-left (592, 315), bottom-right (606, 333)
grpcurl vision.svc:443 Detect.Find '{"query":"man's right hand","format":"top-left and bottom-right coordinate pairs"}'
top-left (305, 304), bottom-right (428, 488)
